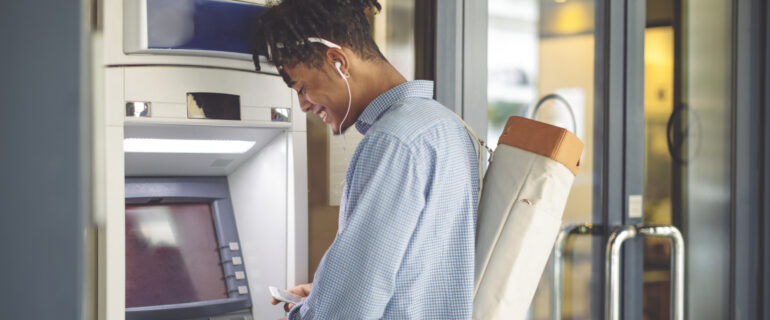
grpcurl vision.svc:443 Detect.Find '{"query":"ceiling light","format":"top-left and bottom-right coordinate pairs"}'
top-left (124, 138), bottom-right (256, 154)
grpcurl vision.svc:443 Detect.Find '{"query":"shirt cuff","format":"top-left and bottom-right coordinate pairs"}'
top-left (287, 300), bottom-right (307, 319)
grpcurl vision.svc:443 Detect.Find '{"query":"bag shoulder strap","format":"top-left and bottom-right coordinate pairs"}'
top-left (453, 114), bottom-right (493, 198)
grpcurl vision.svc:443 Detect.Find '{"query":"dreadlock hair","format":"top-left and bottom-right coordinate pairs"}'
top-left (253, 0), bottom-right (384, 85)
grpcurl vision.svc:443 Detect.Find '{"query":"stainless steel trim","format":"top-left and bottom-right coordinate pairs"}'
top-left (605, 225), bottom-right (637, 320)
top-left (637, 225), bottom-right (685, 320)
top-left (125, 101), bottom-right (151, 117)
top-left (270, 107), bottom-right (291, 122)
top-left (552, 223), bottom-right (595, 320)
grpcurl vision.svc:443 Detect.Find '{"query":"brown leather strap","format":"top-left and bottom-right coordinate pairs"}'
top-left (498, 116), bottom-right (584, 175)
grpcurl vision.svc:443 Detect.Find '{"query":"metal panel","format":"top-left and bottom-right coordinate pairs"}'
top-left (435, 0), bottom-right (487, 154)
top-left (123, 67), bottom-right (291, 109)
top-left (759, 1), bottom-right (770, 320)
top-left (287, 131), bottom-right (309, 287)
top-left (0, 0), bottom-right (89, 319)
top-left (227, 133), bottom-right (288, 319)
top-left (591, 1), bottom-right (622, 319)
top-left (732, 0), bottom-right (763, 318)
top-left (461, 0), bottom-right (488, 138)
top-left (435, 0), bottom-right (463, 115)
top-left (622, 0), bottom-right (646, 319)
top-left (624, 0), bottom-right (646, 226)
top-left (764, 1), bottom-right (770, 314)
top-left (103, 0), bottom-right (266, 71)
top-left (592, 0), bottom-right (625, 317)
top-left (602, 0), bottom-right (628, 233)
top-left (592, 2), bottom-right (609, 318)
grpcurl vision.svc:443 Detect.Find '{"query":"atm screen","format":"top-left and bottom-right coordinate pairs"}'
top-left (146, 0), bottom-right (265, 55)
top-left (125, 203), bottom-right (228, 308)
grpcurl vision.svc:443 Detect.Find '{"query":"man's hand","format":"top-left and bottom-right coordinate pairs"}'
top-left (271, 283), bottom-right (312, 313)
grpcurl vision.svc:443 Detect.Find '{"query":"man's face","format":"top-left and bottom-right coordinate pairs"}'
top-left (283, 62), bottom-right (351, 134)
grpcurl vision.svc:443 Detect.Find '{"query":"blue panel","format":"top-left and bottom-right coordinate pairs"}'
top-left (147, 0), bottom-right (265, 55)
top-left (0, 1), bottom-right (86, 319)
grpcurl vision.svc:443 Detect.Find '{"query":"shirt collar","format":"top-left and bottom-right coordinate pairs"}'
top-left (355, 80), bottom-right (434, 134)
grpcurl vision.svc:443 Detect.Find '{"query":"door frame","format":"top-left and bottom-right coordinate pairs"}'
top-left (596, 0), bottom-right (647, 318)
top-left (434, 0), bottom-right (488, 140)
top-left (732, 0), bottom-right (767, 318)
top-left (758, 1), bottom-right (770, 312)
top-left (593, 0), bottom-right (624, 318)
top-left (764, 1), bottom-right (770, 318)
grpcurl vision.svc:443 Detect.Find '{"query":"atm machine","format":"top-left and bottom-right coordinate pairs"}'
top-left (95, 1), bottom-right (308, 319)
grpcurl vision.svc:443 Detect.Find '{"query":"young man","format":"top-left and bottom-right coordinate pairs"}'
top-left (254, 0), bottom-right (479, 318)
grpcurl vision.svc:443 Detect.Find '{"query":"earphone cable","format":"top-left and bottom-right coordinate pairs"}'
top-left (337, 70), bottom-right (353, 189)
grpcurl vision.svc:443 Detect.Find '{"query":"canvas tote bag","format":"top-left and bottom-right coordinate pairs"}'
top-left (461, 116), bottom-right (583, 319)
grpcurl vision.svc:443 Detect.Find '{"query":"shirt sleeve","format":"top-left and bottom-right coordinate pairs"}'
top-left (289, 132), bottom-right (429, 319)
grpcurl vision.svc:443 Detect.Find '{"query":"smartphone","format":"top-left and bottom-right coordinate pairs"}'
top-left (269, 286), bottom-right (304, 305)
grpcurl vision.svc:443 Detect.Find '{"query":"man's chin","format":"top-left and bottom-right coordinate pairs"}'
top-left (330, 123), bottom-right (352, 136)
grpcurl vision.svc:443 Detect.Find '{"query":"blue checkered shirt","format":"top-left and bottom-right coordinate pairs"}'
top-left (289, 80), bottom-right (479, 319)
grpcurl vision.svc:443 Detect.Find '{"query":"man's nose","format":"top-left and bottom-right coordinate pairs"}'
top-left (297, 94), bottom-right (312, 112)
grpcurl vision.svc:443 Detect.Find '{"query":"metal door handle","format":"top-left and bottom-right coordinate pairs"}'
top-left (605, 225), bottom-right (637, 320)
top-left (551, 223), bottom-right (596, 320)
top-left (637, 225), bottom-right (685, 320)
top-left (530, 93), bottom-right (579, 135)
top-left (604, 225), bottom-right (685, 320)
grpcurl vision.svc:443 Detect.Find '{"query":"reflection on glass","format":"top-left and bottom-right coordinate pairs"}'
top-left (373, 0), bottom-right (415, 80)
top-left (682, 0), bottom-right (732, 318)
top-left (643, 1), bottom-right (733, 319)
top-left (488, 0), bottom-right (595, 319)
top-left (643, 23), bottom-right (675, 320)
top-left (186, 92), bottom-right (241, 120)
top-left (271, 107), bottom-right (291, 122)
top-left (125, 203), bottom-right (227, 308)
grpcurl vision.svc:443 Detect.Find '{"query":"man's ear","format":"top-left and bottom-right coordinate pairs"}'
top-left (326, 48), bottom-right (350, 78)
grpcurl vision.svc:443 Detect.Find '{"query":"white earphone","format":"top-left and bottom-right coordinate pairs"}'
top-left (335, 61), bottom-right (345, 79)
top-left (335, 60), bottom-right (352, 135)
top-left (333, 60), bottom-right (352, 187)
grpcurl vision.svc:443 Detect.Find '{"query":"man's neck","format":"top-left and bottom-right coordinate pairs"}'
top-left (352, 61), bottom-right (408, 119)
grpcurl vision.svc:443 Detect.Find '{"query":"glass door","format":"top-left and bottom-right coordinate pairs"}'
top-left (642, 0), bottom-right (734, 319)
top-left (603, 1), bottom-right (735, 319)
top-left (487, 0), bottom-right (601, 318)
top-left (488, 0), bottom-right (737, 319)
